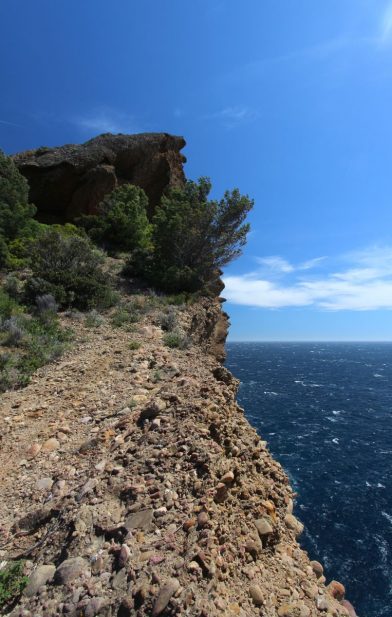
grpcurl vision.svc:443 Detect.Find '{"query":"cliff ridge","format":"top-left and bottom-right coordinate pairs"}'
top-left (0, 293), bottom-right (355, 617)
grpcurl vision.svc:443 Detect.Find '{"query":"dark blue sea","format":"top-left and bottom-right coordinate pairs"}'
top-left (226, 342), bottom-right (392, 617)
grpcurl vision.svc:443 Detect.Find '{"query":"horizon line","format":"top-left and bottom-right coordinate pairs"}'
top-left (226, 339), bottom-right (392, 343)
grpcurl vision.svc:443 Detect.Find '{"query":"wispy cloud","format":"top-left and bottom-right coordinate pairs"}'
top-left (205, 106), bottom-right (259, 128)
top-left (224, 246), bottom-right (392, 311)
top-left (225, 4), bottom-right (392, 86)
top-left (256, 255), bottom-right (326, 275)
top-left (0, 119), bottom-right (23, 128)
top-left (380, 1), bottom-right (392, 43)
top-left (173, 107), bottom-right (185, 118)
top-left (256, 256), bottom-right (294, 273)
top-left (72, 108), bottom-right (141, 135)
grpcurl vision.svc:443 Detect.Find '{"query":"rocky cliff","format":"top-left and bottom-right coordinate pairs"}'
top-left (13, 133), bottom-right (186, 222)
top-left (0, 293), bottom-right (356, 617)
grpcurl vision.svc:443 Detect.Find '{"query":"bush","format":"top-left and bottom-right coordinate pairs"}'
top-left (158, 308), bottom-right (177, 332)
top-left (3, 274), bottom-right (22, 300)
top-left (0, 561), bottom-right (28, 610)
top-left (128, 340), bottom-right (141, 350)
top-left (78, 184), bottom-right (152, 253)
top-left (25, 230), bottom-right (116, 310)
top-left (111, 305), bottom-right (139, 328)
top-left (163, 330), bottom-right (191, 349)
top-left (84, 310), bottom-right (104, 328)
top-left (0, 287), bottom-right (71, 393)
top-left (0, 288), bottom-right (21, 320)
top-left (0, 150), bottom-right (40, 268)
top-left (1, 316), bottom-right (24, 346)
top-left (125, 178), bottom-right (253, 293)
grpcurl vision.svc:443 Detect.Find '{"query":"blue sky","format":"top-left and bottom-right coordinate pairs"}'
top-left (1, 1), bottom-right (392, 340)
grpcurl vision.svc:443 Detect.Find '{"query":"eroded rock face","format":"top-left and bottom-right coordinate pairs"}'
top-left (13, 132), bottom-right (186, 222)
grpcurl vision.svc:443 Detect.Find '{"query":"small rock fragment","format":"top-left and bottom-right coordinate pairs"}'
top-left (197, 511), bottom-right (209, 528)
top-left (285, 513), bottom-right (304, 536)
top-left (310, 560), bottom-right (324, 578)
top-left (54, 557), bottom-right (89, 585)
top-left (152, 578), bottom-right (180, 616)
top-left (341, 599), bottom-right (358, 617)
top-left (26, 443), bottom-right (41, 459)
top-left (214, 482), bottom-right (228, 503)
top-left (23, 565), bottom-right (56, 596)
top-left (327, 580), bottom-right (345, 600)
top-left (125, 509), bottom-right (154, 531)
top-left (221, 471), bottom-right (235, 484)
top-left (41, 438), bottom-right (60, 453)
top-left (183, 518), bottom-right (196, 531)
top-left (118, 544), bottom-right (131, 568)
top-left (35, 477), bottom-right (53, 491)
top-left (255, 517), bottom-right (273, 536)
top-left (249, 584), bottom-right (264, 606)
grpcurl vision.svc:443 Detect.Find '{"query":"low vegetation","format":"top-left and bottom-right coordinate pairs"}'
top-left (0, 288), bottom-right (71, 392)
top-left (163, 330), bottom-right (191, 349)
top-left (0, 561), bottom-right (28, 610)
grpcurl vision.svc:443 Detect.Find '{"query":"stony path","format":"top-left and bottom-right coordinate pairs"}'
top-left (0, 303), bottom-right (355, 617)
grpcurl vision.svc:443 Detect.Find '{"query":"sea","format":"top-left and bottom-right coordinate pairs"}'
top-left (225, 342), bottom-right (392, 617)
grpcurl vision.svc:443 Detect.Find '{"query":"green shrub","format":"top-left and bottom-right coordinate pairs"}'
top-left (151, 369), bottom-right (163, 383)
top-left (128, 340), bottom-right (141, 350)
top-left (0, 299), bottom-right (72, 393)
top-left (85, 310), bottom-right (104, 328)
top-left (0, 150), bottom-right (41, 268)
top-left (78, 184), bottom-right (152, 253)
top-left (0, 561), bottom-right (28, 610)
top-left (3, 274), bottom-right (22, 300)
top-left (25, 230), bottom-right (116, 310)
top-left (111, 302), bottom-right (140, 328)
top-left (158, 308), bottom-right (177, 331)
top-left (0, 288), bottom-right (21, 320)
top-left (163, 330), bottom-right (191, 349)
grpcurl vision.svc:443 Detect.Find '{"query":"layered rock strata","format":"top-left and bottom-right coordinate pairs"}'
top-left (0, 295), bottom-right (355, 616)
top-left (13, 133), bottom-right (186, 222)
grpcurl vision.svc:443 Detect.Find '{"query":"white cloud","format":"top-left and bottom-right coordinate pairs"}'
top-left (205, 106), bottom-right (259, 128)
top-left (73, 108), bottom-right (141, 135)
top-left (223, 246), bottom-right (392, 311)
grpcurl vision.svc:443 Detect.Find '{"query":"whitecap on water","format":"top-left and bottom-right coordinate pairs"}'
top-left (332, 437), bottom-right (339, 444)
top-left (263, 391), bottom-right (279, 396)
top-left (382, 511), bottom-right (392, 525)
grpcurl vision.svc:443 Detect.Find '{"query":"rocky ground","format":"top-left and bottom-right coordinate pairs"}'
top-left (0, 296), bottom-right (357, 617)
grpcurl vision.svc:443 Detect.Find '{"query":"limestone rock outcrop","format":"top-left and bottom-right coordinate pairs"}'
top-left (13, 132), bottom-right (186, 222)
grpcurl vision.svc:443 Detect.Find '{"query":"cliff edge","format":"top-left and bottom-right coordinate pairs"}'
top-left (0, 293), bottom-right (355, 617)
